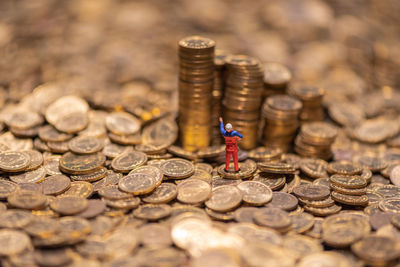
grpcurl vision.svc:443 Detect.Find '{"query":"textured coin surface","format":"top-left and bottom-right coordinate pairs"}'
top-left (70, 166), bottom-right (107, 182)
top-left (160, 158), bottom-right (195, 179)
top-left (0, 151), bottom-right (31, 172)
top-left (24, 150), bottom-right (44, 171)
top-left (237, 181), bottom-right (273, 205)
top-left (300, 158), bottom-right (328, 178)
top-left (111, 151), bottom-right (147, 173)
top-left (289, 213), bottom-right (315, 234)
top-left (177, 179), bottom-right (211, 204)
top-left (50, 196), bottom-right (88, 215)
top-left (330, 174), bottom-right (367, 189)
top-left (68, 136), bottom-right (104, 154)
top-left (8, 190), bottom-right (47, 210)
top-left (142, 183), bottom-right (178, 204)
top-left (118, 172), bottom-right (157, 195)
top-left (327, 161), bottom-right (362, 175)
top-left (379, 198), bottom-right (400, 213)
top-left (293, 184), bottom-right (330, 200)
top-left (0, 180), bottom-right (20, 199)
top-left (266, 192), bottom-right (299, 211)
top-left (98, 185), bottom-right (131, 200)
top-left (0, 210), bottom-right (33, 228)
top-left (331, 191), bottom-right (369, 206)
top-left (0, 229), bottom-right (31, 256)
top-left (253, 207), bottom-right (292, 231)
top-left (106, 112), bottom-right (141, 135)
top-left (297, 251), bottom-right (352, 267)
top-left (41, 174), bottom-right (71, 195)
top-left (217, 159), bottom-right (257, 179)
top-left (60, 152), bottom-right (105, 175)
top-left (205, 185), bottom-right (242, 212)
top-left (9, 166), bottom-right (46, 184)
top-left (142, 119), bottom-right (178, 148)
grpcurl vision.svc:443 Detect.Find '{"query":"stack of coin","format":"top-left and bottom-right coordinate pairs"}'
top-left (261, 95), bottom-right (302, 152)
top-left (178, 36), bottom-right (215, 151)
top-left (288, 84), bottom-right (324, 122)
top-left (211, 50), bottom-right (228, 145)
top-left (263, 62), bottom-right (292, 100)
top-left (222, 55), bottom-right (264, 150)
top-left (329, 174), bottom-right (369, 207)
top-left (295, 122), bottom-right (338, 160)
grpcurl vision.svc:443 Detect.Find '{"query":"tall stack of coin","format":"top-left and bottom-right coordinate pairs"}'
top-left (295, 122), bottom-right (338, 160)
top-left (211, 50), bottom-right (228, 145)
top-left (288, 84), bottom-right (325, 122)
top-left (178, 36), bottom-right (215, 151)
top-left (263, 62), bottom-right (292, 100)
top-left (261, 95), bottom-right (302, 152)
top-left (222, 55), bottom-right (264, 150)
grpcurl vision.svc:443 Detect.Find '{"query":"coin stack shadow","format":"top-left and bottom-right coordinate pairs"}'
top-left (178, 36), bottom-right (215, 151)
top-left (294, 122), bottom-right (338, 160)
top-left (261, 95), bottom-right (302, 152)
top-left (263, 62), bottom-right (292, 101)
top-left (211, 50), bottom-right (228, 145)
top-left (288, 84), bottom-right (325, 122)
top-left (222, 55), bottom-right (264, 150)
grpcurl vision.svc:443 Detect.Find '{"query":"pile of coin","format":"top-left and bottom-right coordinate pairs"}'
top-left (178, 36), bottom-right (215, 151)
top-left (210, 50), bottom-right (228, 145)
top-left (261, 95), bottom-right (302, 152)
top-left (288, 84), bottom-right (324, 122)
top-left (263, 62), bottom-right (292, 100)
top-left (222, 55), bottom-right (264, 150)
top-left (295, 122), bottom-right (338, 160)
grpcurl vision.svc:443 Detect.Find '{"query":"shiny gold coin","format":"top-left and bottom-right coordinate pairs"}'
top-left (177, 179), bottom-right (211, 204)
top-left (0, 180), bottom-right (20, 199)
top-left (330, 183), bottom-right (367, 196)
top-left (133, 204), bottom-right (171, 221)
top-left (70, 166), bottom-right (107, 182)
top-left (118, 172), bottom-right (156, 196)
top-left (47, 140), bottom-right (70, 153)
top-left (289, 213), bottom-right (315, 234)
top-left (331, 191), bottom-right (369, 206)
top-left (108, 132), bottom-right (141, 145)
top-left (104, 197), bottom-right (140, 210)
top-left (217, 159), bottom-right (257, 179)
top-left (0, 151), bottom-right (31, 172)
top-left (300, 158), bottom-right (328, 178)
top-left (257, 162), bottom-right (296, 174)
top-left (111, 151), bottom-right (147, 173)
top-left (298, 196), bottom-right (335, 208)
top-left (106, 111), bottom-right (141, 135)
top-left (253, 207), bottom-right (292, 232)
top-left (50, 196), bottom-right (88, 215)
top-left (237, 181), bottom-right (273, 205)
top-left (160, 158), bottom-right (195, 179)
top-left (330, 174), bottom-right (367, 189)
top-left (60, 152), bottom-right (105, 175)
top-left (374, 185), bottom-right (400, 198)
top-left (7, 190), bottom-right (47, 210)
top-left (167, 145), bottom-right (198, 160)
top-left (265, 192), bottom-right (298, 211)
top-left (60, 181), bottom-right (93, 198)
top-left (43, 155), bottom-right (62, 175)
top-left (253, 172), bottom-right (286, 190)
top-left (142, 183), bottom-right (178, 204)
top-left (351, 236), bottom-right (400, 264)
top-left (379, 198), bottom-right (400, 213)
top-left (98, 185), bottom-right (131, 200)
top-left (303, 204), bottom-right (342, 217)
top-left (327, 161), bottom-right (362, 175)
top-left (102, 143), bottom-right (133, 159)
top-left (293, 184), bottom-right (330, 200)
top-left (45, 95), bottom-right (89, 126)
top-left (0, 229), bottom-right (31, 256)
top-left (205, 185), bottom-right (242, 212)
top-left (9, 166), bottom-right (46, 184)
top-left (54, 111), bottom-right (89, 134)
top-left (195, 162), bottom-right (214, 174)
top-left (205, 208), bottom-right (235, 221)
top-left (68, 136), bottom-right (104, 154)
top-left (41, 174), bottom-right (71, 195)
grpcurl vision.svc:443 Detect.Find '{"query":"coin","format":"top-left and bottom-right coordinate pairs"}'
top-left (139, 223), bottom-right (173, 247)
top-left (282, 234), bottom-right (323, 259)
top-left (237, 181), bottom-right (272, 205)
top-left (50, 196), bottom-right (88, 215)
top-left (118, 172), bottom-right (157, 196)
top-left (351, 236), bottom-right (400, 264)
top-left (0, 209), bottom-right (33, 228)
top-left (299, 196), bottom-right (335, 208)
top-left (253, 172), bottom-right (286, 190)
top-left (133, 204), bottom-right (171, 221)
top-left (8, 190), bottom-right (47, 210)
top-left (55, 111), bottom-right (89, 133)
top-left (289, 213), bottom-right (315, 233)
top-left (60, 181), bottom-right (93, 198)
top-left (379, 198), bottom-right (400, 213)
top-left (254, 207), bottom-right (292, 232)
top-left (0, 179), bottom-right (20, 199)
top-left (25, 217), bottom-right (60, 238)
top-left (217, 159), bottom-right (257, 179)
top-left (300, 158), bottom-right (328, 178)
top-left (331, 191), bottom-right (369, 206)
top-left (9, 166), bottom-right (46, 184)
top-left (330, 174), bottom-right (367, 189)
top-left (205, 185), bottom-right (242, 212)
top-left (43, 156), bottom-right (62, 175)
top-left (390, 165), bottom-right (400, 186)
top-left (38, 125), bottom-right (73, 142)
top-left (297, 252), bottom-right (352, 267)
top-left (111, 151), bottom-right (147, 173)
top-left (106, 112), bottom-right (141, 135)
top-left (266, 192), bottom-right (298, 211)
top-left (304, 204), bottom-right (342, 217)
top-left (70, 167), bottom-right (107, 182)
top-left (293, 184), bottom-right (330, 200)
top-left (24, 150), bottom-right (43, 171)
top-left (160, 158), bottom-right (195, 179)
top-left (68, 136), bottom-right (104, 154)
top-left (142, 118), bottom-right (178, 148)
top-left (60, 152), bottom-right (105, 175)
top-left (0, 151), bottom-right (31, 172)
top-left (327, 161), bottom-right (362, 175)
top-left (103, 143), bottom-right (133, 159)
top-left (370, 211), bottom-right (395, 230)
top-left (76, 199), bottom-right (106, 219)
top-left (177, 179), bottom-right (211, 204)
top-left (142, 182), bottom-right (177, 204)
top-left (330, 183), bottom-right (367, 195)
top-left (41, 174), bottom-right (71, 195)
top-left (98, 185), bottom-right (131, 200)
top-left (0, 229), bottom-right (31, 256)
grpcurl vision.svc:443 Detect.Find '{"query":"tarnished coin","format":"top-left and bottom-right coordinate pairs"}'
top-left (38, 125), bottom-right (73, 142)
top-left (177, 179), bottom-right (211, 204)
top-left (293, 184), bottom-right (330, 200)
top-left (300, 158), bottom-right (328, 178)
top-left (111, 151), bottom-right (147, 173)
top-left (297, 251), bottom-right (352, 267)
top-left (33, 248), bottom-right (73, 267)
top-left (176, 168), bottom-right (212, 184)
top-left (0, 229), bottom-right (31, 256)
top-left (70, 167), bottom-right (107, 182)
top-left (133, 204), bottom-right (171, 221)
top-left (60, 152), bottom-right (105, 175)
top-left (142, 119), bottom-right (178, 148)
top-left (24, 150), bottom-right (43, 171)
top-left (237, 181), bottom-right (272, 205)
top-left (327, 161), bottom-right (362, 175)
top-left (248, 146), bottom-right (282, 162)
top-left (9, 166), bottom-right (46, 184)
top-left (330, 174), bottom-right (367, 189)
top-left (205, 208), bottom-right (235, 221)
top-left (331, 191), bottom-right (369, 206)
top-left (160, 158), bottom-right (195, 179)
top-left (351, 236), bottom-right (400, 264)
top-left (60, 181), bottom-right (93, 198)
top-left (379, 198), bottom-right (400, 213)
top-left (7, 190), bottom-right (47, 210)
top-left (374, 185), bottom-right (400, 198)
top-left (47, 140), bottom-right (70, 153)
top-left (129, 165), bottom-right (163, 186)
top-left (328, 102), bottom-right (365, 126)
top-left (50, 196), bottom-right (88, 215)
top-left (353, 119), bottom-right (399, 144)
top-left (0, 209), bottom-right (33, 228)
top-left (106, 112), bottom-right (141, 135)
top-left (195, 163), bottom-right (213, 174)
top-left (41, 174), bottom-right (71, 195)
top-left (322, 214), bottom-right (370, 247)
top-left (0, 180), bottom-right (20, 199)
top-left (205, 185), bottom-right (242, 212)
top-left (217, 159), bottom-right (257, 179)
top-left (108, 132), bottom-right (141, 146)
top-left (3, 110), bottom-right (43, 130)
top-left (266, 192), bottom-right (298, 211)
top-left (0, 151), bottom-right (31, 172)
top-left (98, 185), bottom-right (131, 200)
top-left (254, 207), bottom-right (292, 232)
top-left (370, 211), bottom-right (395, 230)
top-left (289, 213), bottom-right (315, 234)
top-left (118, 172), bottom-right (157, 195)
top-left (233, 207), bottom-right (259, 223)
top-left (142, 183), bottom-right (178, 204)
top-left (68, 136), bottom-right (104, 154)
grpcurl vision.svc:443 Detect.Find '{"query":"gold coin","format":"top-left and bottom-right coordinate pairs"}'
top-left (45, 95), bottom-right (89, 126)
top-left (379, 198), bottom-right (400, 213)
top-left (195, 163), bottom-right (213, 174)
top-left (0, 179), bottom-right (20, 199)
top-left (54, 111), bottom-right (89, 134)
top-left (0, 209), bottom-right (33, 228)
top-left (41, 174), bottom-right (71, 195)
top-left (111, 151), bottom-right (147, 173)
top-left (254, 207), bottom-right (291, 232)
top-left (70, 166), bottom-right (107, 182)
top-left (3, 110), bottom-right (43, 130)
top-left (374, 185), bottom-right (400, 198)
top-left (43, 155), bottom-right (62, 175)
top-left (177, 179), bottom-right (211, 204)
top-left (0, 229), bottom-right (31, 256)
top-left (298, 196), bottom-right (335, 208)
top-left (0, 151), bottom-right (31, 172)
top-left (175, 168), bottom-right (212, 185)
top-left (38, 125), bottom-right (73, 142)
top-left (293, 184), bottom-right (330, 200)
top-left (98, 185), bottom-right (131, 200)
top-left (248, 146), bottom-right (282, 161)
top-left (351, 236), bottom-right (400, 264)
top-left (138, 223), bottom-right (172, 247)
top-left (329, 174), bottom-right (367, 189)
top-left (142, 118), bottom-right (178, 148)
top-left (60, 181), bottom-right (93, 198)
top-left (133, 204), bottom-right (171, 221)
top-left (331, 191), bottom-right (369, 206)
top-left (68, 136), bottom-right (104, 154)
top-left (289, 213), bottom-right (315, 234)
top-left (297, 251), bottom-right (352, 267)
top-left (50, 196), bottom-right (88, 215)
top-left (217, 159), bottom-right (257, 179)
top-left (237, 181), bottom-right (272, 205)
top-left (108, 132), bottom-right (141, 145)
top-left (106, 112), bottom-right (141, 135)
top-left (60, 152), bottom-right (105, 175)
top-left (118, 172), bottom-right (157, 195)
top-left (300, 158), bottom-right (328, 178)
top-left (327, 160), bottom-right (362, 175)
top-left (205, 185), bottom-right (242, 212)
top-left (47, 140), bottom-right (70, 153)
top-left (24, 150), bottom-right (43, 171)
top-left (102, 143), bottom-right (133, 159)
top-left (304, 205), bottom-right (342, 217)
top-left (104, 197), bottom-right (140, 210)
top-left (7, 190), bottom-right (47, 210)
top-left (282, 234), bottom-right (323, 259)
top-left (253, 172), bottom-right (286, 191)
top-left (197, 145), bottom-right (225, 158)
top-left (330, 183), bottom-right (367, 195)
top-left (24, 217), bottom-right (60, 238)
top-left (228, 223), bottom-right (282, 245)
top-left (9, 166), bottom-right (46, 184)
top-left (265, 192), bottom-right (298, 211)
top-left (160, 158), bottom-right (195, 179)
top-left (142, 182), bottom-right (177, 204)
top-left (76, 199), bottom-right (106, 219)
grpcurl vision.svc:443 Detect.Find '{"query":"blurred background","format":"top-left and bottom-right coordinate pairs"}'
top-left (0, 0), bottom-right (399, 107)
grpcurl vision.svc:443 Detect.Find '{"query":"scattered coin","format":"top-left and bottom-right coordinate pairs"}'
top-left (8, 190), bottom-right (47, 210)
top-left (293, 184), bottom-right (331, 200)
top-left (205, 185), bottom-right (242, 212)
top-left (133, 204), bottom-right (171, 221)
top-left (237, 181), bottom-right (273, 205)
top-left (0, 229), bottom-right (31, 256)
top-left (50, 196), bottom-right (88, 215)
top-left (68, 136), bottom-right (104, 154)
top-left (111, 151), bottom-right (147, 173)
top-left (177, 179), bottom-right (211, 204)
top-left (160, 158), bottom-right (195, 179)
top-left (0, 151), bottom-right (31, 172)
top-left (41, 174), bottom-right (71, 195)
top-left (142, 183), bottom-right (178, 204)
top-left (254, 207), bottom-right (292, 232)
top-left (60, 152), bottom-right (105, 175)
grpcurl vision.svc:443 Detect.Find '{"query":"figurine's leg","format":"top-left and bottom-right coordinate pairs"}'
top-left (233, 150), bottom-right (239, 171)
top-left (225, 151), bottom-right (231, 171)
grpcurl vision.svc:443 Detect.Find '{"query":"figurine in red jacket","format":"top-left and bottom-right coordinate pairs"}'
top-left (219, 117), bottom-right (243, 172)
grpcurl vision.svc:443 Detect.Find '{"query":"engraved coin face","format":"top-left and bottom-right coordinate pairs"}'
top-left (41, 174), bottom-right (71, 195)
top-left (118, 172), bottom-right (157, 195)
top-left (9, 166), bottom-right (46, 184)
top-left (293, 185), bottom-right (330, 200)
top-left (0, 151), bottom-right (31, 172)
top-left (111, 151), bottom-right (147, 173)
top-left (179, 36), bottom-right (215, 50)
top-left (142, 183), bottom-right (177, 204)
top-left (60, 152), bottom-right (105, 175)
top-left (205, 185), bottom-right (242, 212)
top-left (177, 179), bottom-right (211, 204)
top-left (68, 136), bottom-right (104, 154)
top-left (330, 174), bottom-right (367, 189)
top-left (160, 158), bottom-right (195, 179)
top-left (237, 181), bottom-right (273, 205)
top-left (351, 236), bottom-right (400, 263)
top-left (253, 207), bottom-right (292, 231)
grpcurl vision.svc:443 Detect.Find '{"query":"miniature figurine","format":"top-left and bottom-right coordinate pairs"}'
top-left (219, 117), bottom-right (243, 172)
